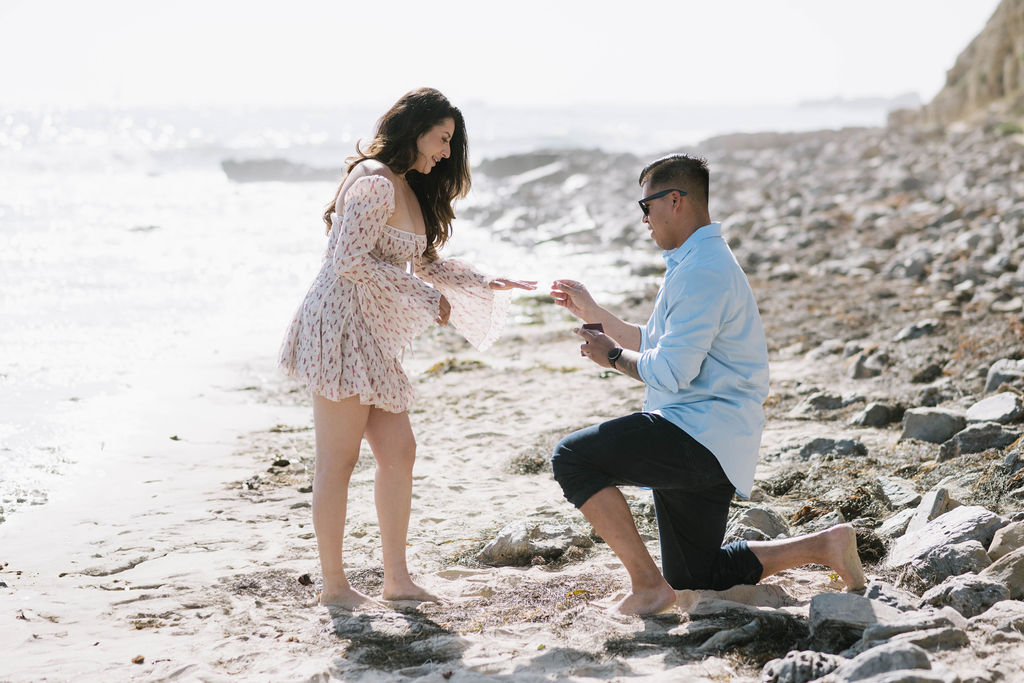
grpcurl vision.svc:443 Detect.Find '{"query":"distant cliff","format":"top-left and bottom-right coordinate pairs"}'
top-left (921, 0), bottom-right (1024, 126)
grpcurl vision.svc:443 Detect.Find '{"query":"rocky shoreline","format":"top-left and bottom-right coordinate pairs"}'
top-left (453, 116), bottom-right (1024, 682)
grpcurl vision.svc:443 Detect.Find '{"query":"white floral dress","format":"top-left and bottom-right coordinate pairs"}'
top-left (278, 175), bottom-right (508, 412)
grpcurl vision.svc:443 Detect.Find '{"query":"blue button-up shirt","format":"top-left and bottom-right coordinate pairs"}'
top-left (637, 222), bottom-right (770, 497)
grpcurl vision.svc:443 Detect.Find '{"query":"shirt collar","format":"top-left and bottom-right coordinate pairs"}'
top-left (662, 222), bottom-right (721, 268)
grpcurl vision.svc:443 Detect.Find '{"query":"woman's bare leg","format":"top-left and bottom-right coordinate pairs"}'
top-left (364, 407), bottom-right (436, 601)
top-left (312, 393), bottom-right (377, 608)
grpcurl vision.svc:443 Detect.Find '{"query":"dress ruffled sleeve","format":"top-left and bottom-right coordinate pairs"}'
top-left (415, 254), bottom-right (510, 351)
top-left (332, 175), bottom-right (442, 359)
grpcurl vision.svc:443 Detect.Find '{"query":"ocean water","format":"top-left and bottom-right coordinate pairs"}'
top-left (0, 101), bottom-right (897, 522)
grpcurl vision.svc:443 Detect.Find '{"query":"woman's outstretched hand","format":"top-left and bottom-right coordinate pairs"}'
top-left (550, 279), bottom-right (598, 321)
top-left (488, 277), bottom-right (538, 291)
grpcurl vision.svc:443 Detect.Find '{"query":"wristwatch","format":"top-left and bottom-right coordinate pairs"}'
top-left (608, 346), bottom-right (623, 369)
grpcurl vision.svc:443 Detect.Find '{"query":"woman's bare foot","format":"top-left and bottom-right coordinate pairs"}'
top-left (612, 581), bottom-right (677, 616)
top-left (821, 524), bottom-right (866, 591)
top-left (382, 578), bottom-right (439, 603)
top-left (319, 586), bottom-right (381, 610)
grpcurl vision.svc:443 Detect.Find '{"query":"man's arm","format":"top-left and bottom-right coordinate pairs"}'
top-left (551, 280), bottom-right (642, 351)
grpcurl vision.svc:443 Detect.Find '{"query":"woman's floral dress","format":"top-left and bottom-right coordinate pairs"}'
top-left (278, 175), bottom-right (508, 412)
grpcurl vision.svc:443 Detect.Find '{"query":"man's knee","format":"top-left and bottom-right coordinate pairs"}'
top-left (551, 433), bottom-right (583, 486)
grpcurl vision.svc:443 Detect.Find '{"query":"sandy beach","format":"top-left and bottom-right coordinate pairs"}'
top-left (0, 289), bottom-right (847, 681)
top-left (5, 96), bottom-right (1024, 683)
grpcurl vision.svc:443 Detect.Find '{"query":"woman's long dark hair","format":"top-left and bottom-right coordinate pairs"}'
top-left (323, 88), bottom-right (471, 254)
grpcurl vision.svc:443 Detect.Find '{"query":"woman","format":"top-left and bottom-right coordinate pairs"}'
top-left (279, 88), bottom-right (535, 609)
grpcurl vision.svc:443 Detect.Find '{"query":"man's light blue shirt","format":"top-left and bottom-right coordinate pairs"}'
top-left (636, 222), bottom-right (770, 497)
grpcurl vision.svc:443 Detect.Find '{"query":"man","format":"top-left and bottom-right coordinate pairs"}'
top-left (550, 154), bottom-right (865, 616)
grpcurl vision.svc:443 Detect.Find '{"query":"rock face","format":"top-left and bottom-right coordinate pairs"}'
top-left (921, 0), bottom-right (1024, 126)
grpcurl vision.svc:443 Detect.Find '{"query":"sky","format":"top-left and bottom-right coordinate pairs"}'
top-left (0, 0), bottom-right (1003, 111)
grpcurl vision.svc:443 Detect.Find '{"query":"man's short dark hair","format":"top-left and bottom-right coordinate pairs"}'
top-left (639, 154), bottom-right (709, 207)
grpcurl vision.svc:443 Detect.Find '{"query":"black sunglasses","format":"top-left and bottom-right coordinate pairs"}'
top-left (638, 188), bottom-right (687, 216)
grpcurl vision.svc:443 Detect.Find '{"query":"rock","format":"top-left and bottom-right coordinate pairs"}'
top-left (900, 409), bottom-right (966, 444)
top-left (894, 320), bottom-right (940, 342)
top-left (888, 505), bottom-right (1004, 571)
top-left (988, 521), bottom-right (1024, 561)
top-left (803, 509), bottom-right (848, 533)
top-left (728, 506), bottom-right (790, 541)
top-left (886, 627), bottom-right (971, 652)
top-left (798, 438), bottom-right (869, 460)
top-left (857, 606), bottom-right (968, 647)
top-left (985, 359), bottom-right (1024, 394)
top-left (919, 574), bottom-right (1011, 618)
top-left (863, 581), bottom-right (924, 612)
top-left (831, 671), bottom-right (958, 682)
top-left (1004, 448), bottom-right (1024, 476)
top-left (829, 641), bottom-right (932, 682)
top-left (910, 364), bottom-right (944, 385)
top-left (965, 392), bottom-right (1024, 424)
top-left (695, 617), bottom-right (760, 654)
top-left (904, 489), bottom-right (955, 537)
top-left (937, 422), bottom-right (1022, 460)
top-left (762, 649), bottom-right (845, 683)
top-left (877, 477), bottom-right (922, 509)
top-left (789, 391), bottom-right (845, 416)
top-left (878, 509), bottom-right (918, 540)
top-left (851, 352), bottom-right (885, 379)
top-left (980, 546), bottom-right (1024, 599)
top-left (895, 540), bottom-right (992, 593)
top-left (852, 403), bottom-right (899, 427)
top-left (809, 593), bottom-right (905, 652)
top-left (476, 521), bottom-right (593, 566)
top-left (967, 599), bottom-right (1024, 633)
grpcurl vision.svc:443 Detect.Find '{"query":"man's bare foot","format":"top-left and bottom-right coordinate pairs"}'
top-left (821, 524), bottom-right (866, 591)
top-left (319, 586), bottom-right (381, 610)
top-left (611, 581), bottom-right (677, 616)
top-left (382, 579), bottom-right (439, 603)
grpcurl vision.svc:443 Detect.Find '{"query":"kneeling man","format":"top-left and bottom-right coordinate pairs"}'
top-left (550, 154), bottom-right (865, 616)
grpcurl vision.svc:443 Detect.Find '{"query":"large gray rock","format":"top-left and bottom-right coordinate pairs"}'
top-left (809, 593), bottom-right (904, 652)
top-left (967, 599), bottom-right (1024, 633)
top-left (966, 392), bottom-right (1024, 424)
top-left (895, 540), bottom-right (992, 593)
top-left (919, 574), bottom-right (1011, 618)
top-left (476, 521), bottom-right (593, 566)
top-left (980, 546), bottom-right (1024, 599)
top-left (851, 403), bottom-right (898, 428)
top-left (863, 581), bottom-right (922, 613)
top-left (900, 409), bottom-right (966, 444)
top-left (903, 489), bottom-right (955, 538)
top-left (762, 650), bottom-right (845, 683)
top-left (885, 627), bottom-right (970, 652)
top-left (888, 505), bottom-right (1004, 571)
top-left (985, 358), bottom-right (1024, 393)
top-left (727, 506), bottom-right (790, 542)
top-left (830, 642), bottom-right (931, 682)
top-left (877, 477), bottom-right (922, 509)
top-left (858, 606), bottom-right (968, 647)
top-left (937, 422), bottom-right (1022, 461)
top-left (989, 520), bottom-right (1024, 561)
top-left (877, 509), bottom-right (917, 540)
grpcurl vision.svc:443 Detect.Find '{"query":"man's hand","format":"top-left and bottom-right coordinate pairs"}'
top-left (551, 279), bottom-right (599, 321)
top-left (489, 277), bottom-right (538, 291)
top-left (436, 295), bottom-right (451, 325)
top-left (575, 327), bottom-right (616, 367)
